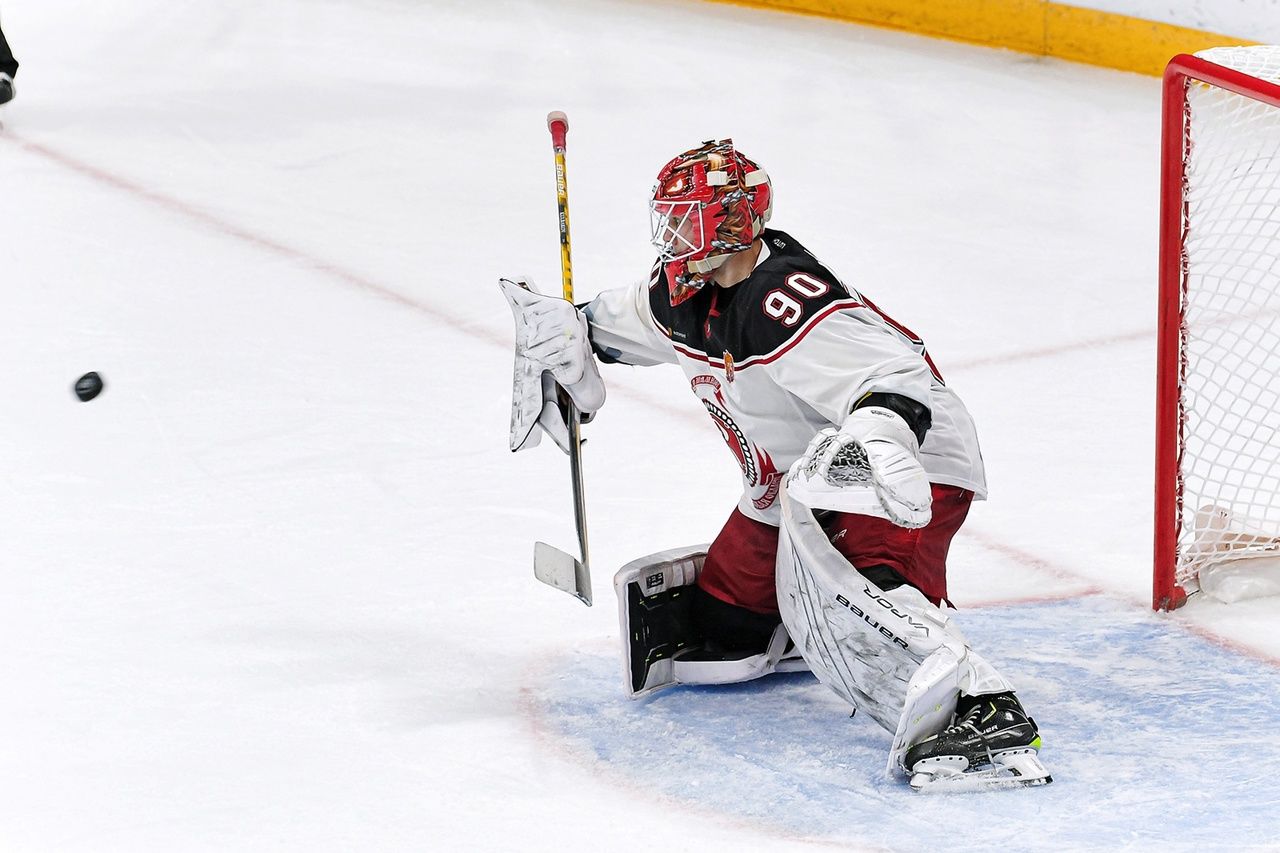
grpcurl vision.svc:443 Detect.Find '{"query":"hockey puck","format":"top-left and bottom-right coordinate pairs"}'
top-left (74, 372), bottom-right (104, 402)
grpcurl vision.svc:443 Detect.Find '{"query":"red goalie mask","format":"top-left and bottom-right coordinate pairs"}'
top-left (649, 139), bottom-right (772, 305)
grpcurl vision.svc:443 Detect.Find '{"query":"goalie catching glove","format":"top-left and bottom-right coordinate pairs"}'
top-left (499, 277), bottom-right (606, 453)
top-left (786, 404), bottom-right (932, 528)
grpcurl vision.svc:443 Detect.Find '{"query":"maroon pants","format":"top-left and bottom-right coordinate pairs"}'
top-left (697, 484), bottom-right (974, 613)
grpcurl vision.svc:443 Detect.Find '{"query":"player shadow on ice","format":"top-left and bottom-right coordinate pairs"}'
top-left (531, 595), bottom-right (1280, 849)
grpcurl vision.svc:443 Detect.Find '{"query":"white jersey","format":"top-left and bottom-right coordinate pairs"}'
top-left (584, 229), bottom-right (987, 526)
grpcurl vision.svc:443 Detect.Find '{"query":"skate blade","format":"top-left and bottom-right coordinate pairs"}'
top-left (910, 751), bottom-right (1052, 793)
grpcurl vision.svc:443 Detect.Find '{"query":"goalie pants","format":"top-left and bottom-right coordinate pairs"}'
top-left (699, 484), bottom-right (974, 615)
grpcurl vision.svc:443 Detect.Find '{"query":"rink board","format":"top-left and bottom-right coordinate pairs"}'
top-left (528, 595), bottom-right (1280, 849)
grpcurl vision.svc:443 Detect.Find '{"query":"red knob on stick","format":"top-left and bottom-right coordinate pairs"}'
top-left (547, 110), bottom-right (569, 149)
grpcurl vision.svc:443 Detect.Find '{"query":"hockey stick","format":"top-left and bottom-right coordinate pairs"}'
top-left (531, 110), bottom-right (593, 607)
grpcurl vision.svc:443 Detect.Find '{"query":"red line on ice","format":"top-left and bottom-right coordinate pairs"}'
top-left (8, 130), bottom-right (1279, 668)
top-left (3, 129), bottom-right (511, 350)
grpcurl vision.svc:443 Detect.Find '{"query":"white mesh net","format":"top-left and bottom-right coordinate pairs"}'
top-left (1177, 46), bottom-right (1280, 590)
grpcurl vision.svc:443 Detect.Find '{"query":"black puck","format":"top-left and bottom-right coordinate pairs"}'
top-left (74, 372), bottom-right (104, 402)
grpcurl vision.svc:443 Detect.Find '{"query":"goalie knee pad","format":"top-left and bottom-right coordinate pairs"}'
top-left (613, 546), bottom-right (808, 698)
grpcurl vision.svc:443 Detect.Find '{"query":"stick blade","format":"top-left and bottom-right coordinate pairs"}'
top-left (534, 541), bottom-right (592, 606)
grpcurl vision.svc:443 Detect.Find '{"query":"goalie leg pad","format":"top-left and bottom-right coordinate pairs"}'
top-left (613, 547), bottom-right (808, 699)
top-left (614, 546), bottom-right (705, 698)
top-left (776, 489), bottom-right (1013, 735)
top-left (670, 623), bottom-right (805, 685)
top-left (887, 645), bottom-right (962, 779)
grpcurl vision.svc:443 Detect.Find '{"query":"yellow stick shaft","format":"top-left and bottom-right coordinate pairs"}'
top-left (552, 151), bottom-right (573, 301)
top-left (545, 111), bottom-right (589, 576)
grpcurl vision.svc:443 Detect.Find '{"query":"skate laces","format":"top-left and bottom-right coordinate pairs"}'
top-left (947, 700), bottom-right (999, 767)
top-left (937, 700), bottom-right (986, 740)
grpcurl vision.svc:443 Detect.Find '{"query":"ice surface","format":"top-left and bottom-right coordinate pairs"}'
top-left (535, 597), bottom-right (1280, 848)
top-left (0, 0), bottom-right (1277, 849)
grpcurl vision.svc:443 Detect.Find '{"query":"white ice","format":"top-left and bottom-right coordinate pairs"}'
top-left (1, 0), bottom-right (1277, 849)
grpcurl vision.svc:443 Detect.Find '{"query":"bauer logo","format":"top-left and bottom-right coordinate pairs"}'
top-left (835, 592), bottom-right (910, 650)
top-left (645, 572), bottom-right (664, 589)
top-left (861, 586), bottom-right (928, 634)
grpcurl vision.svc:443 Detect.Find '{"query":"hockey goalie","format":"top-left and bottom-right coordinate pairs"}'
top-left (502, 140), bottom-right (1052, 791)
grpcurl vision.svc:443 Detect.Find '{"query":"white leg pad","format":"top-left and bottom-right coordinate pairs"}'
top-left (614, 546), bottom-right (808, 699)
top-left (887, 646), bottom-right (961, 778)
top-left (776, 489), bottom-right (1013, 736)
top-left (670, 623), bottom-right (806, 685)
top-left (614, 545), bottom-right (705, 698)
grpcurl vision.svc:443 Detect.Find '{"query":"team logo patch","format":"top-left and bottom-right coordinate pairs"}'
top-left (690, 374), bottom-right (783, 510)
top-left (723, 351), bottom-right (735, 382)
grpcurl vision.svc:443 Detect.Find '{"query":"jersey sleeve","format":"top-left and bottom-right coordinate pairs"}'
top-left (582, 274), bottom-right (677, 367)
top-left (763, 305), bottom-right (934, 427)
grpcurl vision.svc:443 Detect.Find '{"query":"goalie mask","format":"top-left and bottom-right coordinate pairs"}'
top-left (649, 139), bottom-right (772, 305)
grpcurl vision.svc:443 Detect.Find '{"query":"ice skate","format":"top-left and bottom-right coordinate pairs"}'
top-left (905, 691), bottom-right (1052, 792)
top-left (0, 73), bottom-right (12, 106)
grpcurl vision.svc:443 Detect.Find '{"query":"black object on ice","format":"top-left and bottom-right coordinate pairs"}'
top-left (74, 372), bottom-right (104, 402)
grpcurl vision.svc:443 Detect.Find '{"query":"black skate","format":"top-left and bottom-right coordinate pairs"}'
top-left (905, 691), bottom-right (1052, 792)
top-left (0, 74), bottom-right (12, 106)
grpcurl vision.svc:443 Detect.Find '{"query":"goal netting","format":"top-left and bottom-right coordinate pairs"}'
top-left (1156, 46), bottom-right (1280, 609)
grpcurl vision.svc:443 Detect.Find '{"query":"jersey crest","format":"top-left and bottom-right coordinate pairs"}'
top-left (691, 374), bottom-right (782, 509)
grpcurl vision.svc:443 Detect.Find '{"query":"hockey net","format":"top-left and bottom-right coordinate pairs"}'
top-left (1155, 46), bottom-right (1280, 610)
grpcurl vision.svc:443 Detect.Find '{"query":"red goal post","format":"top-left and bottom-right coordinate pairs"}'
top-left (1155, 47), bottom-right (1280, 611)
